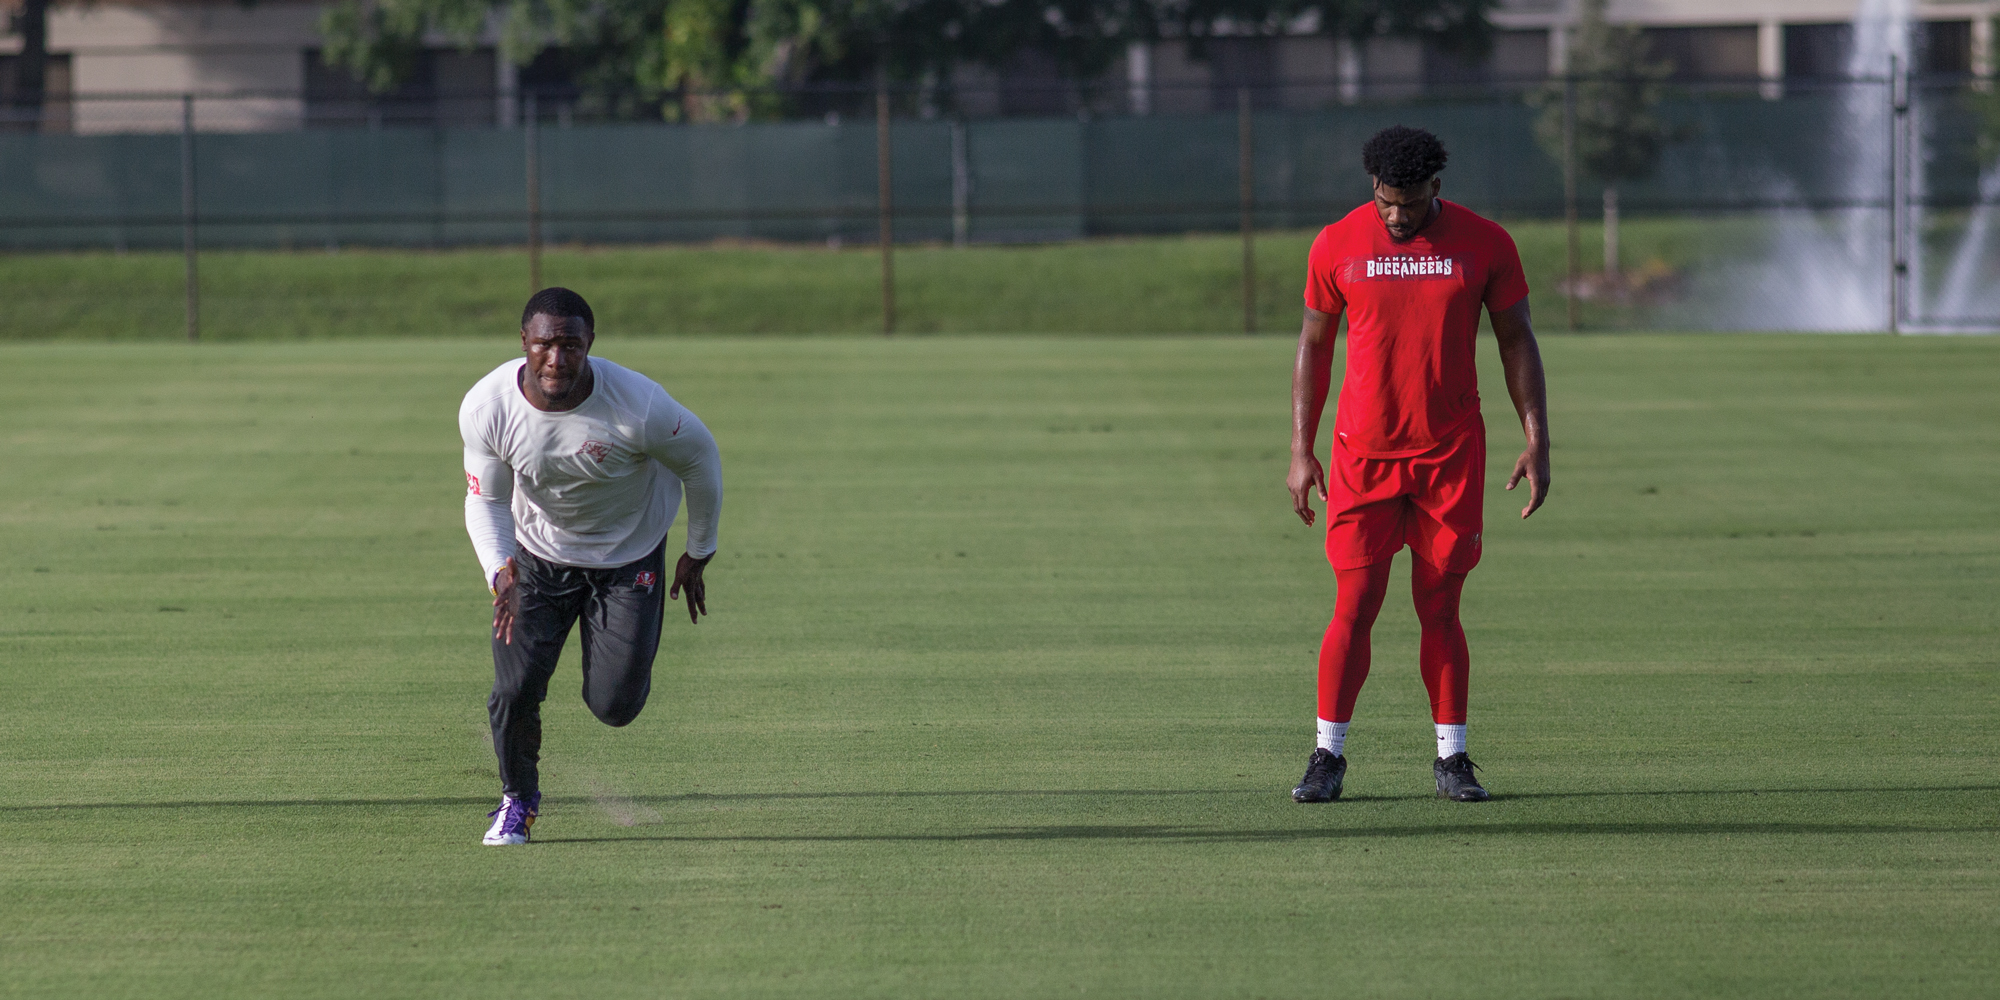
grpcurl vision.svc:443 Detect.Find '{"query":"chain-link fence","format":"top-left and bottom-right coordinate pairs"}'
top-left (4, 77), bottom-right (1998, 335)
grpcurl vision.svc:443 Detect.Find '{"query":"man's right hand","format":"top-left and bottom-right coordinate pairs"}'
top-left (1287, 451), bottom-right (1329, 526)
top-left (1288, 307), bottom-right (1337, 530)
top-left (491, 557), bottom-right (517, 645)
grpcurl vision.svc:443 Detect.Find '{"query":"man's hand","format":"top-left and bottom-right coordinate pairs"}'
top-left (491, 557), bottom-right (517, 645)
top-left (1288, 451), bottom-right (1329, 526)
top-left (1506, 443), bottom-right (1550, 519)
top-left (1491, 297), bottom-right (1551, 521)
top-left (1290, 307), bottom-right (1338, 528)
top-left (670, 552), bottom-right (712, 624)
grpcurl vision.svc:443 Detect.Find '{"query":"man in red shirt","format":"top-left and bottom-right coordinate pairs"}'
top-left (1287, 126), bottom-right (1550, 803)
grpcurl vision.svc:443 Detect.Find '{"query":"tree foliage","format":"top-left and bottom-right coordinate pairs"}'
top-left (320, 0), bottom-right (1497, 120)
top-left (1531, 0), bottom-right (1672, 184)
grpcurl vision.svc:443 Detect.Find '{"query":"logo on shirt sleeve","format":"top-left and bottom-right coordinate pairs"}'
top-left (575, 440), bottom-right (612, 462)
top-left (465, 472), bottom-right (481, 495)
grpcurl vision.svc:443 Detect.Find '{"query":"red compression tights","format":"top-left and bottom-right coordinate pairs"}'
top-left (1317, 557), bottom-right (1470, 725)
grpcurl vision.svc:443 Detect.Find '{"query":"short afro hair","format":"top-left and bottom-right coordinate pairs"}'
top-left (1362, 126), bottom-right (1448, 189)
top-left (522, 286), bottom-right (594, 332)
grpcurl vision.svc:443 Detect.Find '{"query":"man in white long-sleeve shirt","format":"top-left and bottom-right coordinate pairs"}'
top-left (460, 287), bottom-right (722, 845)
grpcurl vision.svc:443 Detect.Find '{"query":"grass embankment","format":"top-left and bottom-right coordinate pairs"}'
top-left (3, 334), bottom-right (1996, 997)
top-left (6, 217), bottom-right (1714, 339)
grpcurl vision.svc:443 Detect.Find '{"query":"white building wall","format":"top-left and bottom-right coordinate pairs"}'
top-left (52, 1), bottom-right (323, 132)
top-left (1276, 35), bottom-right (1340, 105)
top-left (1147, 40), bottom-right (1212, 114)
top-left (1496, 0), bottom-right (1999, 30)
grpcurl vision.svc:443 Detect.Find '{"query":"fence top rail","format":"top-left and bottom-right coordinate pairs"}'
top-left (17, 72), bottom-right (1959, 105)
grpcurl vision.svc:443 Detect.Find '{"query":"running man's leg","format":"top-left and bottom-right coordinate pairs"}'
top-left (577, 543), bottom-right (667, 728)
top-left (491, 550), bottom-right (587, 799)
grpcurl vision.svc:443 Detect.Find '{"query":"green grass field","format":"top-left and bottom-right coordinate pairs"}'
top-left (4, 332), bottom-right (1996, 997)
top-left (4, 217), bottom-right (1727, 340)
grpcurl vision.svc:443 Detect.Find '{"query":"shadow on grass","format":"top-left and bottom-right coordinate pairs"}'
top-left (8, 784), bottom-right (1999, 813)
top-left (535, 819), bottom-right (1998, 846)
top-left (1, 789), bottom-right (1235, 812)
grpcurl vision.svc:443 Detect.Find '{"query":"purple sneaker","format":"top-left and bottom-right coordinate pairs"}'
top-left (482, 792), bottom-right (540, 845)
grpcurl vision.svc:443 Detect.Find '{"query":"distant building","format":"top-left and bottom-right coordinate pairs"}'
top-left (2, 0), bottom-right (1994, 132)
top-left (0, 0), bottom-right (514, 132)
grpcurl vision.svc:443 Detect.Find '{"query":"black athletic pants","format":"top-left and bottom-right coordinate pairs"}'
top-left (490, 541), bottom-right (666, 798)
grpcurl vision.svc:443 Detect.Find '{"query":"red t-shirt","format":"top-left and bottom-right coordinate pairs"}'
top-left (1303, 199), bottom-right (1529, 458)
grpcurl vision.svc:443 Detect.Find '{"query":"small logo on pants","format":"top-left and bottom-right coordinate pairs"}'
top-left (634, 570), bottom-right (657, 592)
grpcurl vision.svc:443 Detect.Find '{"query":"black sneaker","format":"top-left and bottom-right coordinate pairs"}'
top-left (1292, 748), bottom-right (1347, 802)
top-left (1434, 752), bottom-right (1490, 802)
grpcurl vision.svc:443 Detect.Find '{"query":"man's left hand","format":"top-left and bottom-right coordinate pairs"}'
top-left (670, 552), bottom-right (712, 624)
top-left (1506, 445), bottom-right (1550, 519)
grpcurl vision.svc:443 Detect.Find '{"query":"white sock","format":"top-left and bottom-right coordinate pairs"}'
top-left (1317, 719), bottom-right (1348, 756)
top-left (1436, 724), bottom-right (1466, 759)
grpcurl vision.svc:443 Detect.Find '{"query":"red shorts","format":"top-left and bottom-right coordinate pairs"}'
top-left (1325, 421), bottom-right (1485, 573)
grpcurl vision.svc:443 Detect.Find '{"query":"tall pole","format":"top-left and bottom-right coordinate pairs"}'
top-left (1888, 56), bottom-right (1903, 334)
top-left (525, 93), bottom-right (542, 293)
top-left (1903, 62), bottom-right (1918, 326)
top-left (1562, 75), bottom-right (1579, 332)
top-left (877, 76), bottom-right (895, 336)
top-left (180, 94), bottom-right (199, 343)
top-left (1238, 86), bottom-right (1255, 335)
top-left (950, 118), bottom-right (970, 248)
top-left (15, 0), bottom-right (48, 126)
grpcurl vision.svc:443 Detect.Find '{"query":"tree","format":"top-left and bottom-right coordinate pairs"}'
top-left (1532, 0), bottom-right (1670, 278)
top-left (320, 0), bottom-right (1499, 121)
top-left (321, 0), bottom-right (976, 120)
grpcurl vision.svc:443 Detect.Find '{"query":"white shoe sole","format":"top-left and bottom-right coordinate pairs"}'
top-left (482, 832), bottom-right (529, 845)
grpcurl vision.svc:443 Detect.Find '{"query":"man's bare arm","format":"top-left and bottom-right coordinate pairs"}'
top-left (1490, 298), bottom-right (1551, 519)
top-left (1288, 307), bottom-right (1339, 526)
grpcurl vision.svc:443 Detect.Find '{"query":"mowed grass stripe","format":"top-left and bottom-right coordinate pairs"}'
top-left (8, 217), bottom-right (1792, 340)
top-left (0, 334), bottom-right (1994, 998)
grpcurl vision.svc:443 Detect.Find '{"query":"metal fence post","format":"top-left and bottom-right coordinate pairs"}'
top-left (526, 92), bottom-right (542, 294)
top-left (1889, 58), bottom-right (1907, 333)
top-left (181, 94), bottom-right (198, 343)
top-left (1238, 86), bottom-right (1255, 335)
top-left (1562, 75), bottom-right (1579, 333)
top-left (431, 124), bottom-right (446, 249)
top-left (950, 118), bottom-right (970, 249)
top-left (1903, 66), bottom-right (1918, 328)
top-left (877, 79), bottom-right (895, 336)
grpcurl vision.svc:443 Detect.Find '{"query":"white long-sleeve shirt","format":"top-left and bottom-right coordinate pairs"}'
top-left (460, 357), bottom-right (721, 585)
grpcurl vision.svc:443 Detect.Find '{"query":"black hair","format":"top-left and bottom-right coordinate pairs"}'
top-left (522, 286), bottom-right (594, 332)
top-left (1361, 126), bottom-right (1448, 189)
